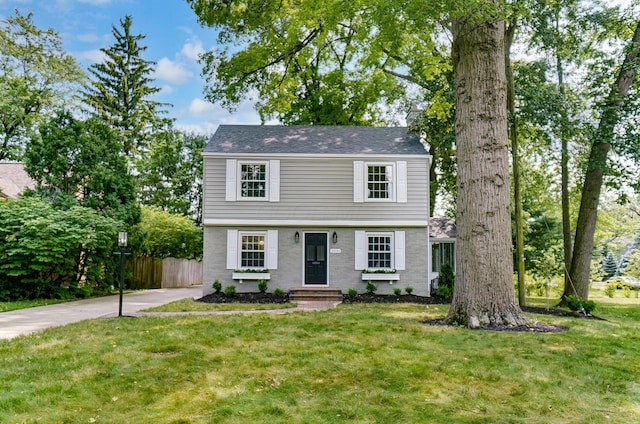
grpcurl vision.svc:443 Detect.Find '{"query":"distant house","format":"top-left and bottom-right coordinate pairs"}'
top-left (0, 162), bottom-right (35, 199)
top-left (428, 217), bottom-right (456, 294)
top-left (202, 125), bottom-right (441, 296)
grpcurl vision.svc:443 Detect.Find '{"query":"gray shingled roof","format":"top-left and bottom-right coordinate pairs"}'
top-left (204, 125), bottom-right (427, 155)
top-left (429, 217), bottom-right (456, 240)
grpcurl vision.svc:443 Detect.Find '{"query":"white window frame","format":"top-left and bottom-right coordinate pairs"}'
top-left (366, 232), bottom-right (394, 270)
top-left (226, 229), bottom-right (278, 270)
top-left (355, 230), bottom-right (405, 271)
top-left (366, 162), bottom-right (395, 202)
top-left (225, 159), bottom-right (280, 202)
top-left (353, 161), bottom-right (407, 203)
top-left (239, 232), bottom-right (266, 269)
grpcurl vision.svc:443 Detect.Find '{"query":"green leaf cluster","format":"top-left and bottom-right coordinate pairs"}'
top-left (0, 197), bottom-right (121, 301)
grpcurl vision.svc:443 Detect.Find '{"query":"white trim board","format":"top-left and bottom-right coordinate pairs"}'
top-left (204, 219), bottom-right (429, 227)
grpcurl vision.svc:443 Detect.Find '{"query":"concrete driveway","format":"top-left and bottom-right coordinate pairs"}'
top-left (0, 286), bottom-right (202, 340)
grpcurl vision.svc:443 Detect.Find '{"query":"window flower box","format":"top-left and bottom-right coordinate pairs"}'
top-left (361, 271), bottom-right (400, 284)
top-left (232, 270), bottom-right (271, 283)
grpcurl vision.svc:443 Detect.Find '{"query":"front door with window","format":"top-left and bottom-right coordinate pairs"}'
top-left (304, 233), bottom-right (327, 285)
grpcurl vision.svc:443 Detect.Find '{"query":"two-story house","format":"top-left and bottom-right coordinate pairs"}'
top-left (202, 125), bottom-right (432, 296)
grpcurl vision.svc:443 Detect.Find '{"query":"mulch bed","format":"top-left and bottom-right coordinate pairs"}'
top-left (197, 292), bottom-right (601, 332)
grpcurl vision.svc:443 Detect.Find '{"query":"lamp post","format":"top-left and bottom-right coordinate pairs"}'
top-left (117, 230), bottom-right (127, 317)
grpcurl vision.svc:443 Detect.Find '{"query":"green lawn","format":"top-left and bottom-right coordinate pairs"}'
top-left (1, 300), bottom-right (638, 423)
top-left (141, 297), bottom-right (298, 312)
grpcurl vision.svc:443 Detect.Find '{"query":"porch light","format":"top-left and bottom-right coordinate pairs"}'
top-left (118, 230), bottom-right (128, 247)
top-left (295, 231), bottom-right (300, 243)
top-left (332, 232), bottom-right (338, 244)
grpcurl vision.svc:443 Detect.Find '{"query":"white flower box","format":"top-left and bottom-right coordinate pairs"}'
top-left (361, 273), bottom-right (400, 283)
top-left (232, 272), bottom-right (271, 283)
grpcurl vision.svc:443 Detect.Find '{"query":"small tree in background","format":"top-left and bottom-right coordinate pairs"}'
top-left (601, 251), bottom-right (618, 281)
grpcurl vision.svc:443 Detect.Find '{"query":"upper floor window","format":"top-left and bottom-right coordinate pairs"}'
top-left (353, 161), bottom-right (406, 203)
top-left (240, 163), bottom-right (266, 198)
top-left (225, 159), bottom-right (280, 202)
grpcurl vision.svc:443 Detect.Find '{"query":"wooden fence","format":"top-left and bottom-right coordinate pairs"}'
top-left (130, 256), bottom-right (202, 289)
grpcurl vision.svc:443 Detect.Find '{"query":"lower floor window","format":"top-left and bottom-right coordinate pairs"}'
top-left (368, 234), bottom-right (392, 269)
top-left (432, 242), bottom-right (455, 273)
top-left (241, 234), bottom-right (265, 268)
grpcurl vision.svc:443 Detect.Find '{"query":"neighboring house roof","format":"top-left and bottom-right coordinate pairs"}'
top-left (429, 217), bottom-right (456, 240)
top-left (0, 162), bottom-right (35, 199)
top-left (204, 125), bottom-right (427, 156)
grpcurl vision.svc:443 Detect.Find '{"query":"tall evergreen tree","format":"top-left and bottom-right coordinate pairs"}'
top-left (601, 250), bottom-right (618, 280)
top-left (82, 15), bottom-right (167, 158)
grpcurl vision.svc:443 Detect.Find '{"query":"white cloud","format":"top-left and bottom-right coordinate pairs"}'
top-left (76, 49), bottom-right (105, 64)
top-left (153, 57), bottom-right (192, 85)
top-left (185, 98), bottom-right (217, 117)
top-left (181, 38), bottom-right (205, 62)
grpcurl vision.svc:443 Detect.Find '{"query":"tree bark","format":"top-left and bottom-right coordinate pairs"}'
top-left (566, 21), bottom-right (640, 300)
top-left (445, 11), bottom-right (528, 327)
top-left (504, 18), bottom-right (526, 307)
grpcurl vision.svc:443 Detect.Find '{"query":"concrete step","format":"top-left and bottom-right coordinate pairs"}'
top-left (289, 288), bottom-right (343, 302)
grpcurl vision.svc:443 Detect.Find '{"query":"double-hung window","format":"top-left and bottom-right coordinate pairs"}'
top-left (241, 233), bottom-right (265, 268)
top-left (353, 161), bottom-right (406, 203)
top-left (367, 233), bottom-right (393, 269)
top-left (225, 159), bottom-right (280, 202)
top-left (367, 164), bottom-right (393, 200)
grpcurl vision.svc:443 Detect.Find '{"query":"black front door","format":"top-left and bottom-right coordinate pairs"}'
top-left (305, 233), bottom-right (327, 285)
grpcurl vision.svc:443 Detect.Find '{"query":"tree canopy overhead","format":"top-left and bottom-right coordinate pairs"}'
top-left (0, 10), bottom-right (85, 161)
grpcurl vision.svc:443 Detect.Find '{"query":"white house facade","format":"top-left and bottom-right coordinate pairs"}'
top-left (202, 125), bottom-right (433, 296)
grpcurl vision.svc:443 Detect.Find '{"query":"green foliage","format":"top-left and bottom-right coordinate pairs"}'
top-left (347, 288), bottom-right (358, 299)
top-left (405, 286), bottom-right (413, 295)
top-left (0, 10), bottom-right (85, 161)
top-left (437, 262), bottom-right (455, 297)
top-left (131, 206), bottom-right (202, 259)
top-left (393, 288), bottom-right (402, 297)
top-left (601, 250), bottom-right (618, 280)
top-left (566, 296), bottom-right (596, 314)
top-left (257, 280), bottom-right (268, 293)
top-left (273, 288), bottom-right (284, 296)
top-left (625, 250), bottom-right (640, 279)
top-left (623, 286), bottom-right (631, 298)
top-left (604, 282), bottom-right (617, 298)
top-left (82, 15), bottom-right (167, 157)
top-left (25, 110), bottom-right (139, 225)
top-left (365, 280), bottom-right (377, 294)
top-left (137, 131), bottom-right (207, 224)
top-left (224, 285), bottom-right (237, 297)
top-left (212, 280), bottom-right (222, 293)
top-left (0, 197), bottom-right (121, 300)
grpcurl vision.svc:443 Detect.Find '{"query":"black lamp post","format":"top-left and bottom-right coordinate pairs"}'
top-left (117, 230), bottom-right (127, 317)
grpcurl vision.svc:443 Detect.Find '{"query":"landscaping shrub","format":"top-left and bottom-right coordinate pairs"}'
top-left (273, 288), bottom-right (284, 296)
top-left (257, 279), bottom-right (268, 293)
top-left (405, 286), bottom-right (413, 295)
top-left (224, 285), bottom-right (237, 296)
top-left (437, 262), bottom-right (454, 298)
top-left (212, 280), bottom-right (222, 293)
top-left (604, 281), bottom-right (616, 298)
top-left (393, 288), bottom-right (402, 297)
top-left (366, 280), bottom-right (378, 293)
top-left (347, 288), bottom-right (358, 298)
top-left (566, 295), bottom-right (596, 314)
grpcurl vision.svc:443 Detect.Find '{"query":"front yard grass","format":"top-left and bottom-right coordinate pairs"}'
top-left (141, 298), bottom-right (298, 312)
top-left (1, 302), bottom-right (639, 423)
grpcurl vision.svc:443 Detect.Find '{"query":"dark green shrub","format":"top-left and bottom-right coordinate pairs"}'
top-left (224, 285), bottom-right (237, 296)
top-left (437, 285), bottom-right (451, 298)
top-left (273, 288), bottom-right (284, 296)
top-left (212, 279), bottom-right (222, 293)
top-left (366, 280), bottom-right (378, 293)
top-left (566, 295), bottom-right (582, 312)
top-left (393, 287), bottom-right (402, 297)
top-left (438, 263), bottom-right (455, 296)
top-left (405, 286), bottom-right (413, 295)
top-left (582, 300), bottom-right (596, 314)
top-left (347, 288), bottom-right (358, 298)
top-left (257, 279), bottom-right (268, 293)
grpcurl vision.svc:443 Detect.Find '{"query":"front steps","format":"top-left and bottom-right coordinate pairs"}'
top-left (289, 287), bottom-right (343, 303)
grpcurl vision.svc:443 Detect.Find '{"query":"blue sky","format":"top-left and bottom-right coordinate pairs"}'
top-left (0, 0), bottom-right (263, 134)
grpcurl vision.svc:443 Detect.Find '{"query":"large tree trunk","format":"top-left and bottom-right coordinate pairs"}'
top-left (566, 21), bottom-right (640, 300)
top-left (445, 12), bottom-right (528, 327)
top-left (505, 18), bottom-right (526, 307)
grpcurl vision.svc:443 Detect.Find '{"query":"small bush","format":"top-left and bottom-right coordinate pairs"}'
top-left (212, 280), bottom-right (222, 293)
top-left (224, 285), bottom-right (237, 296)
top-left (393, 288), bottom-right (402, 297)
top-left (273, 288), bottom-right (284, 296)
top-left (566, 295), bottom-right (582, 312)
top-left (366, 280), bottom-right (378, 293)
top-left (623, 286), bottom-right (631, 298)
top-left (405, 286), bottom-right (413, 295)
top-left (437, 285), bottom-right (451, 299)
top-left (604, 282), bottom-right (616, 298)
top-left (347, 288), bottom-right (358, 298)
top-left (257, 279), bottom-right (268, 293)
top-left (582, 300), bottom-right (596, 314)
